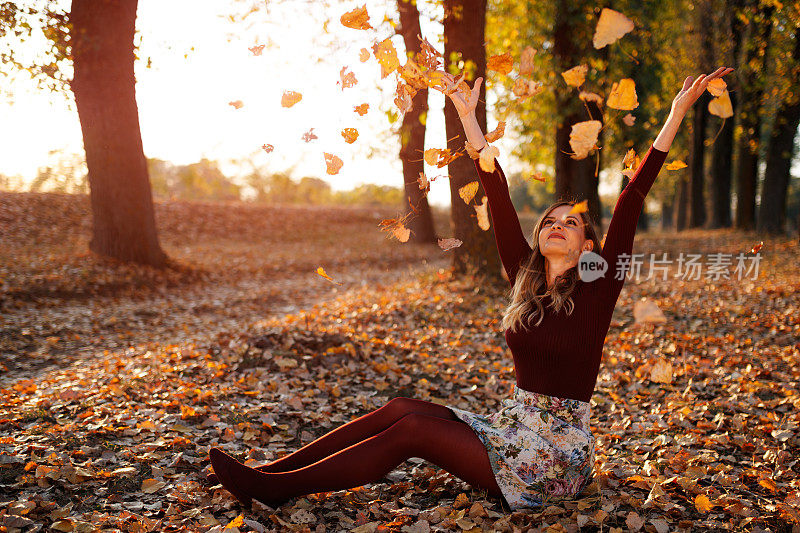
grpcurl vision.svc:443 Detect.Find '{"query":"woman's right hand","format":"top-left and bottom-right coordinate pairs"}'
top-left (438, 71), bottom-right (483, 119)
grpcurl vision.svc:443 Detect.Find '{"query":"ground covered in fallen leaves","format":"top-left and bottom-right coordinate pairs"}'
top-left (1, 191), bottom-right (799, 532)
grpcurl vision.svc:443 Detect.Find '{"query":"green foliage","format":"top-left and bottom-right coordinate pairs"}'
top-left (147, 158), bottom-right (240, 202)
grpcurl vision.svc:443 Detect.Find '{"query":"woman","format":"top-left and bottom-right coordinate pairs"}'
top-left (209, 66), bottom-right (734, 511)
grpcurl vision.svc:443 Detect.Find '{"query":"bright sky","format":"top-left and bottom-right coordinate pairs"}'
top-left (0, 0), bottom-right (524, 208)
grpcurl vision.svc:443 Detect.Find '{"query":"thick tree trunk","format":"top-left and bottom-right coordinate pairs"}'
top-left (688, 92), bottom-right (709, 229)
top-left (734, 3), bottom-right (774, 230)
top-left (70, 0), bottom-right (167, 266)
top-left (758, 29), bottom-right (800, 235)
top-left (675, 176), bottom-right (690, 231)
top-left (443, 0), bottom-right (500, 279)
top-left (553, 1), bottom-right (603, 229)
top-left (397, 0), bottom-right (435, 243)
top-left (661, 199), bottom-right (674, 231)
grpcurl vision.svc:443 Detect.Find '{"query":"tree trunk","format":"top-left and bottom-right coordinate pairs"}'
top-left (758, 28), bottom-right (800, 235)
top-left (734, 2), bottom-right (774, 230)
top-left (443, 0), bottom-right (500, 279)
top-left (675, 176), bottom-right (690, 231)
top-left (553, 1), bottom-right (603, 230)
top-left (70, 0), bottom-right (167, 266)
top-left (661, 199), bottom-right (674, 231)
top-left (397, 0), bottom-right (436, 243)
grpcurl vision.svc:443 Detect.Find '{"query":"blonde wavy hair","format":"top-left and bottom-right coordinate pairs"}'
top-left (501, 200), bottom-right (603, 332)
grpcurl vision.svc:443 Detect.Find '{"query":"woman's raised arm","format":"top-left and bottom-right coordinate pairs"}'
top-left (598, 67), bottom-right (734, 302)
top-left (442, 74), bottom-right (532, 285)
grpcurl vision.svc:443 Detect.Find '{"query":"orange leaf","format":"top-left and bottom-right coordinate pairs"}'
top-left (324, 153), bottom-right (343, 175)
top-left (340, 5), bottom-right (372, 30)
top-left (694, 493), bottom-right (713, 513)
top-left (606, 79), bottom-right (638, 110)
top-left (281, 90), bottom-right (302, 108)
top-left (354, 103), bottom-right (370, 116)
top-left (562, 64), bottom-right (588, 87)
top-left (316, 267), bottom-right (341, 285)
top-left (341, 128), bottom-right (359, 144)
top-left (487, 52), bottom-right (513, 74)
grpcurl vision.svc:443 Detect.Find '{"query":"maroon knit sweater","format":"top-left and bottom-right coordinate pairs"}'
top-left (474, 145), bottom-right (669, 402)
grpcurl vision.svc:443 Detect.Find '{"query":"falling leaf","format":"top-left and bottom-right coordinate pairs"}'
top-left (528, 171), bottom-right (546, 182)
top-left (707, 78), bottom-right (727, 97)
top-left (281, 91), bottom-right (302, 108)
top-left (622, 148), bottom-right (641, 178)
top-left (392, 225), bottom-right (410, 242)
top-left (567, 200), bottom-right (588, 217)
top-left (395, 81), bottom-right (416, 113)
top-left (579, 91), bottom-right (604, 107)
top-left (417, 172), bottom-right (430, 192)
top-left (228, 100), bottom-right (244, 109)
top-left (339, 66), bottom-right (358, 90)
top-left (324, 153), bottom-right (343, 175)
top-left (695, 494), bottom-right (713, 513)
top-left (372, 38), bottom-right (400, 78)
top-left (316, 266), bottom-right (342, 285)
top-left (459, 181), bottom-right (480, 204)
top-left (424, 148), bottom-right (460, 168)
top-left (378, 216), bottom-right (412, 243)
top-left (475, 196), bottom-right (490, 230)
top-left (568, 120), bottom-right (602, 160)
top-left (634, 299), bottom-right (667, 324)
top-left (341, 128), bottom-right (359, 144)
top-left (341, 5), bottom-right (372, 30)
top-left (622, 113), bottom-right (635, 126)
top-left (606, 78), bottom-right (638, 110)
top-left (709, 89), bottom-right (733, 118)
top-left (519, 46), bottom-right (536, 76)
top-left (464, 141), bottom-right (481, 159)
top-left (301, 128), bottom-right (318, 143)
top-left (649, 358), bottom-right (673, 384)
top-left (248, 44), bottom-right (265, 56)
top-left (750, 241), bottom-right (763, 253)
top-left (593, 8), bottom-right (635, 49)
top-left (512, 78), bottom-right (544, 99)
top-left (438, 238), bottom-right (462, 251)
top-left (562, 64), bottom-right (588, 87)
top-left (487, 52), bottom-right (513, 74)
top-left (665, 159), bottom-right (688, 170)
top-left (261, 144), bottom-right (274, 153)
top-left (354, 103), bottom-right (370, 116)
top-left (359, 48), bottom-right (370, 62)
top-left (484, 121), bottom-right (506, 143)
top-left (478, 145), bottom-right (500, 172)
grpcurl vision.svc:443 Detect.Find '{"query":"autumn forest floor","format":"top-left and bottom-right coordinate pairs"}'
top-left (1, 191), bottom-right (799, 533)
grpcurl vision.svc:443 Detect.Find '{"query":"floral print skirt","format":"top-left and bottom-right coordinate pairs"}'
top-left (446, 384), bottom-right (595, 510)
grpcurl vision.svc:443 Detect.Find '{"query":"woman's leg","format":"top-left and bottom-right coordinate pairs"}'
top-left (210, 412), bottom-right (504, 506)
top-left (257, 397), bottom-right (459, 473)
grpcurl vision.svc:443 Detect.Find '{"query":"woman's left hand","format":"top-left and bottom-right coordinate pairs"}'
top-left (671, 67), bottom-right (734, 117)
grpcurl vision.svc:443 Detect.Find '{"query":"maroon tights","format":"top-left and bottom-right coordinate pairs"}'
top-left (209, 397), bottom-right (505, 507)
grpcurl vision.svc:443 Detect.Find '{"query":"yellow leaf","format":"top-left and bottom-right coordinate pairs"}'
top-left (519, 46), bottom-right (536, 76)
top-left (459, 181), bottom-right (480, 204)
top-left (475, 196), bottom-right (490, 230)
top-left (622, 113), bottom-right (635, 126)
top-left (593, 8), bottom-right (634, 49)
top-left (562, 64), bottom-right (588, 87)
top-left (649, 358), bottom-right (673, 383)
top-left (340, 5), bottom-right (372, 30)
top-left (228, 100), bottom-right (244, 109)
top-left (759, 478), bottom-right (778, 492)
top-left (708, 89), bottom-right (733, 118)
top-left (464, 141), bottom-right (481, 159)
top-left (225, 515), bottom-right (245, 530)
top-left (359, 48), bottom-right (370, 62)
top-left (665, 159), bottom-right (688, 170)
top-left (478, 145), bottom-right (500, 172)
top-left (568, 120), bottom-right (602, 160)
top-left (392, 225), bottom-right (410, 243)
top-left (339, 66), bottom-right (358, 89)
top-left (341, 128), bottom-right (359, 144)
top-left (484, 121), bottom-right (506, 143)
top-left (512, 77), bottom-right (544, 99)
top-left (706, 78), bottom-right (727, 97)
top-left (487, 52), bottom-right (513, 74)
top-left (606, 79), bottom-right (638, 110)
top-left (424, 148), bottom-right (460, 168)
top-left (280, 91), bottom-right (302, 108)
top-left (372, 38), bottom-right (400, 78)
top-left (579, 91), bottom-right (604, 107)
top-left (417, 171), bottom-right (430, 191)
top-left (324, 153), bottom-right (343, 175)
top-left (394, 81), bottom-right (415, 113)
top-left (354, 103), bottom-right (369, 116)
top-left (316, 266), bottom-right (341, 284)
top-left (567, 200), bottom-right (588, 216)
top-left (694, 493), bottom-right (713, 513)
top-left (454, 492), bottom-right (471, 509)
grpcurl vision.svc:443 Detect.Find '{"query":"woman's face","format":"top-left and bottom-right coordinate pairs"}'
top-left (537, 205), bottom-right (593, 265)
